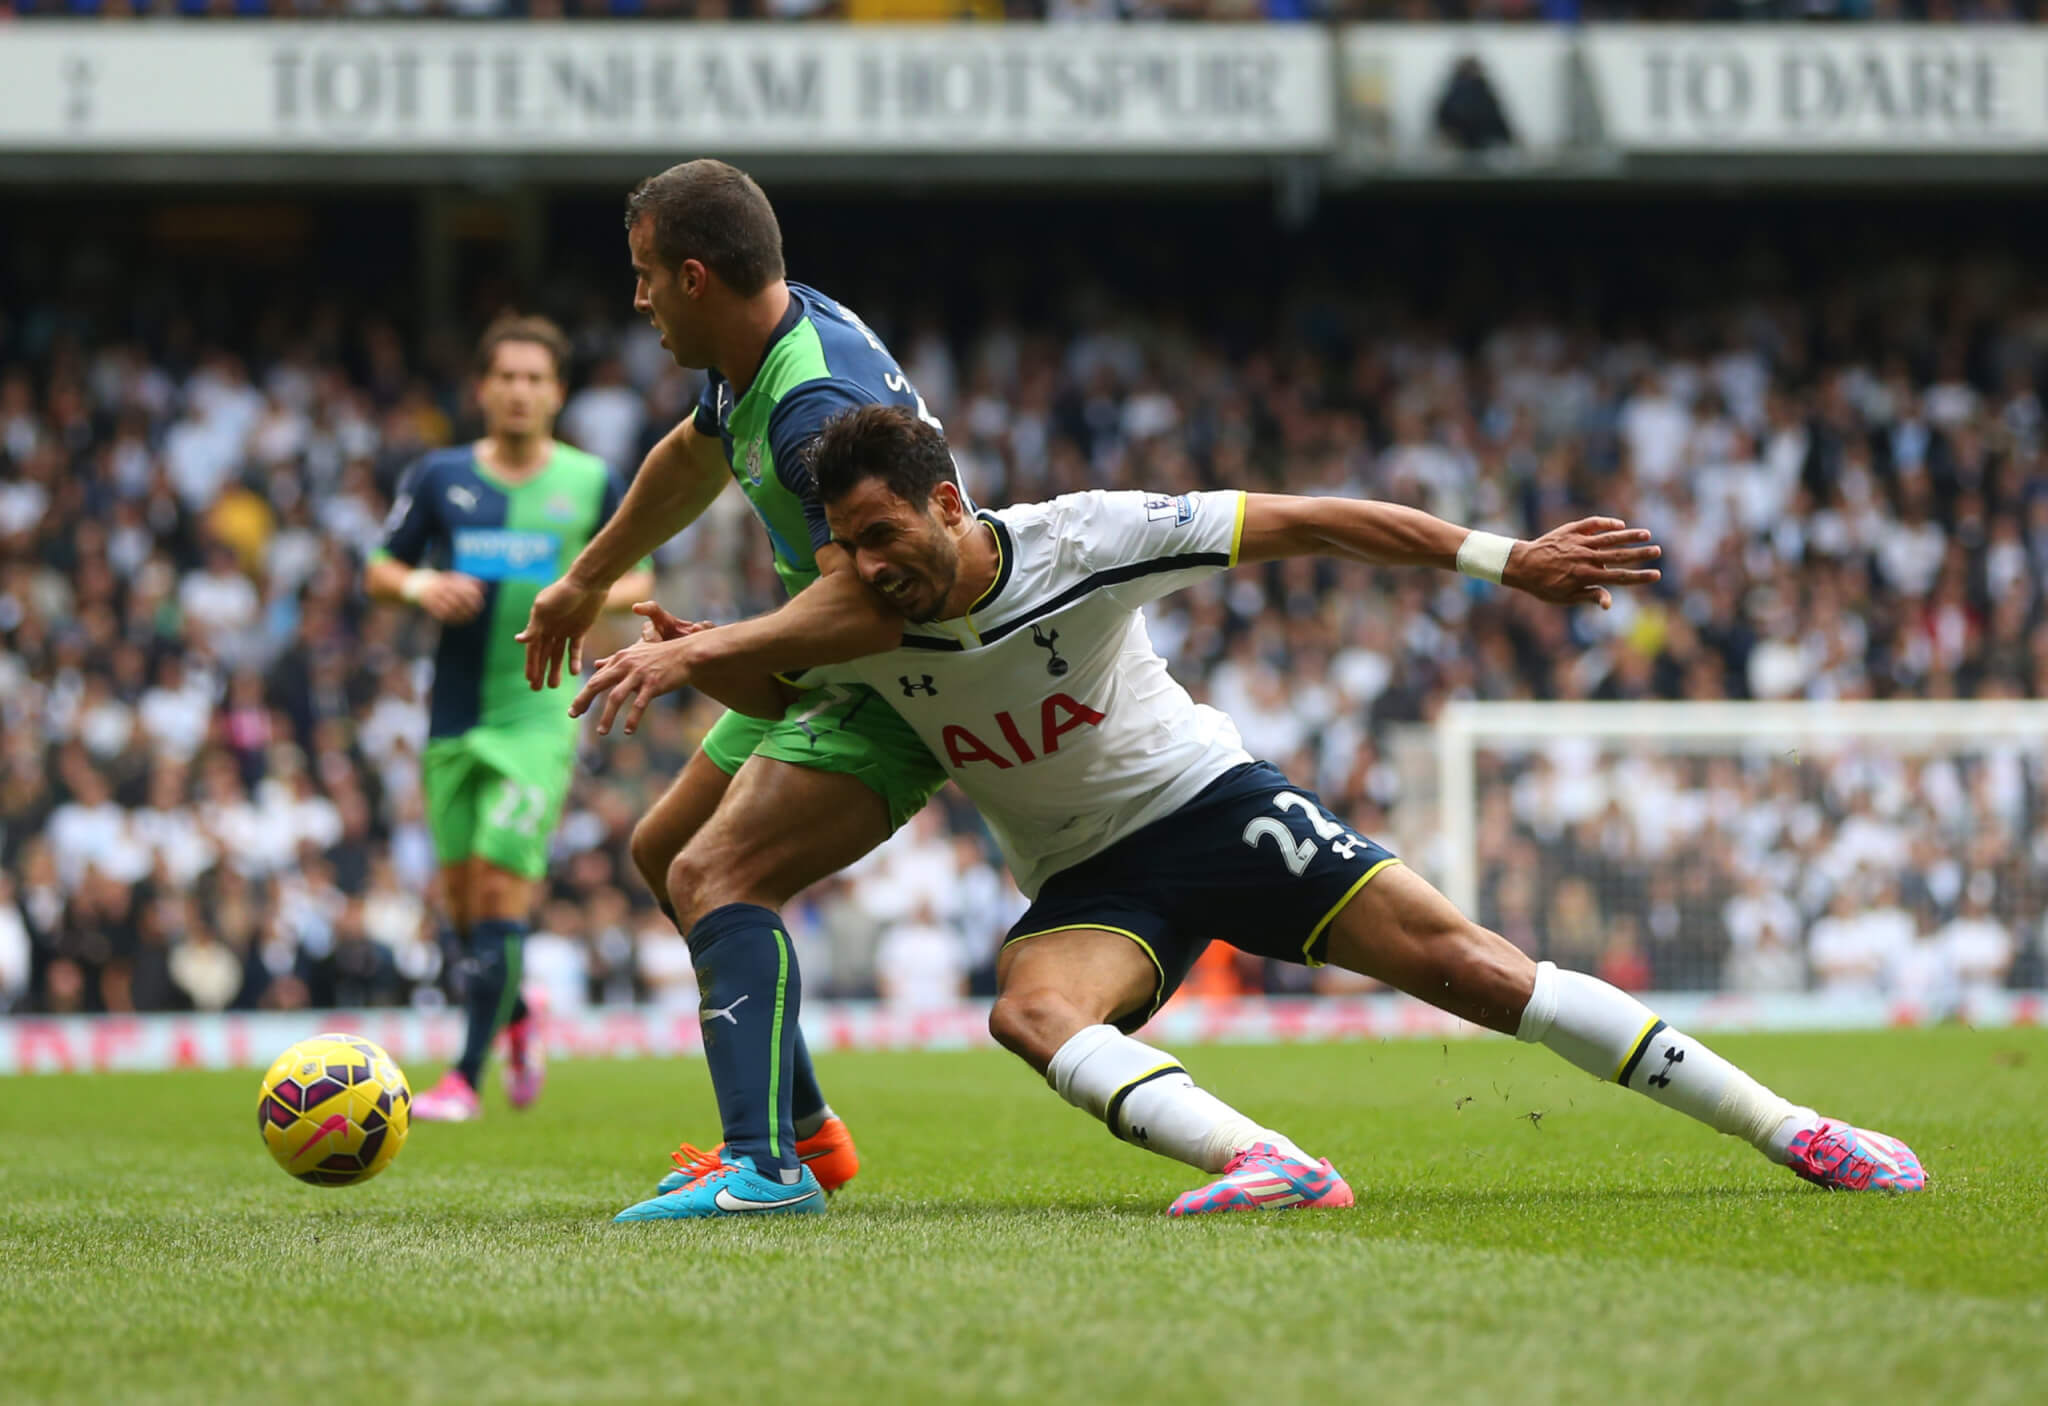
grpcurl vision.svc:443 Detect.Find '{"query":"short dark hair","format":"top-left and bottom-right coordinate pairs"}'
top-left (474, 313), bottom-right (570, 381)
top-left (810, 406), bottom-right (954, 512)
top-left (624, 159), bottom-right (785, 296)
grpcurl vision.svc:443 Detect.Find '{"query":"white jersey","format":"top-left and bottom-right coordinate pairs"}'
top-left (806, 489), bottom-right (1254, 898)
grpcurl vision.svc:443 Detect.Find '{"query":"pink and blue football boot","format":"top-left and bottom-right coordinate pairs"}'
top-left (500, 988), bottom-right (547, 1112)
top-left (1168, 1142), bottom-right (1355, 1217)
top-left (1785, 1119), bottom-right (1926, 1193)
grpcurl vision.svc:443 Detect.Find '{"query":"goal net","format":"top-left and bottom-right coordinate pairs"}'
top-left (1429, 701), bottom-right (2048, 1002)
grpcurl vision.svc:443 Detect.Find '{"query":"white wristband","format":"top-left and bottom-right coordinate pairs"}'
top-left (1455, 531), bottom-right (1515, 585)
top-left (400, 568), bottom-right (435, 604)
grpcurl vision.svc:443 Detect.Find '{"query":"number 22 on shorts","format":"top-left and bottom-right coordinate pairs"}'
top-left (486, 779), bottom-right (548, 838)
top-left (1242, 791), bottom-right (1358, 877)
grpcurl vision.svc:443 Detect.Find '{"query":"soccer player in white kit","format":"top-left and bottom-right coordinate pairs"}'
top-left (603, 405), bottom-right (1926, 1215)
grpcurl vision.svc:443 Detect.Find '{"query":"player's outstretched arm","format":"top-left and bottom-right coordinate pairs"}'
top-left (569, 547), bottom-right (900, 737)
top-left (681, 547), bottom-right (902, 676)
top-left (1234, 494), bottom-right (1661, 610)
top-left (519, 417), bottom-right (729, 691)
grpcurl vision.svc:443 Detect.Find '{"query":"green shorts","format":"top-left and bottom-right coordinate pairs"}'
top-left (420, 729), bottom-right (577, 880)
top-left (700, 684), bottom-right (947, 832)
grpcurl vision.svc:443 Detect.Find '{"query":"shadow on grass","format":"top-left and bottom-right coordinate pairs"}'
top-left (52, 1182), bottom-right (1805, 1245)
top-left (811, 1182), bottom-right (1809, 1227)
top-left (1360, 1183), bottom-right (1807, 1214)
top-left (835, 1197), bottom-right (1174, 1221)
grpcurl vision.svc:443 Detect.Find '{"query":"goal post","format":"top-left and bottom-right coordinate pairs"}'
top-left (1433, 700), bottom-right (2048, 995)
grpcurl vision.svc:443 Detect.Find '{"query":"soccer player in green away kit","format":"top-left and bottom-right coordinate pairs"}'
top-left (517, 159), bottom-right (951, 1216)
top-left (365, 314), bottom-right (651, 1121)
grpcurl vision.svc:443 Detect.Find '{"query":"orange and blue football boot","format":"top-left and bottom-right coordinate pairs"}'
top-left (1785, 1119), bottom-right (1926, 1193)
top-left (655, 1114), bottom-right (859, 1195)
top-left (616, 1145), bottom-right (826, 1222)
top-left (1167, 1141), bottom-right (1355, 1217)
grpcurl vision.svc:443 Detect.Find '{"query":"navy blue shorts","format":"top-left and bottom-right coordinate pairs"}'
top-left (1003, 761), bottom-right (1401, 1032)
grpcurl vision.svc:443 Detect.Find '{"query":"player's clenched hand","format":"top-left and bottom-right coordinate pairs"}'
top-left (570, 634), bottom-right (698, 737)
top-left (1502, 516), bottom-right (1661, 610)
top-left (420, 572), bottom-right (486, 625)
top-left (517, 578), bottom-right (610, 692)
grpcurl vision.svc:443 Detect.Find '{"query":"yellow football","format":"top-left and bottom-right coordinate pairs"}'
top-left (257, 1034), bottom-right (412, 1187)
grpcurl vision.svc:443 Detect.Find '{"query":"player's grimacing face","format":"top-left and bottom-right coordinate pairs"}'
top-left (829, 479), bottom-right (962, 624)
top-left (476, 340), bottom-right (563, 438)
top-left (629, 215), bottom-right (705, 369)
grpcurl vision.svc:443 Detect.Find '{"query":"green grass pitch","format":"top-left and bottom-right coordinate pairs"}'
top-left (4, 1027), bottom-right (2047, 1404)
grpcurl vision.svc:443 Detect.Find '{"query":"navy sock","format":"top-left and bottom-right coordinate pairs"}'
top-left (667, 897), bottom-right (826, 1136)
top-left (686, 903), bottom-right (801, 1180)
top-left (455, 918), bottom-right (526, 1089)
top-left (790, 1034), bottom-right (827, 1135)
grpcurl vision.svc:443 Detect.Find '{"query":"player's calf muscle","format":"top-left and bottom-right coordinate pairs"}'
top-left (1419, 931), bottom-right (1535, 1034)
top-left (1326, 869), bottom-right (1534, 1035)
top-left (469, 860), bottom-right (532, 921)
top-left (1387, 925), bottom-right (1531, 1033)
top-left (438, 862), bottom-right (472, 933)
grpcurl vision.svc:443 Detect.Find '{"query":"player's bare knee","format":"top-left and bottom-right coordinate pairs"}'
top-left (665, 848), bottom-right (716, 931)
top-left (628, 814), bottom-right (675, 897)
top-left (988, 987), bottom-right (1088, 1069)
top-left (667, 840), bottom-right (772, 930)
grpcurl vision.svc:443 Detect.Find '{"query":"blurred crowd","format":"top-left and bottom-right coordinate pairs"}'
top-left (6, 1), bottom-right (2040, 23)
top-left (5, 205), bottom-right (2048, 1017)
top-left (1474, 745), bottom-right (2046, 1002)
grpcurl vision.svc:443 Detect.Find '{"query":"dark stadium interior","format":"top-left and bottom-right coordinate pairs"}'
top-left (15, 186), bottom-right (2048, 353)
top-left (6, 3), bottom-right (2044, 22)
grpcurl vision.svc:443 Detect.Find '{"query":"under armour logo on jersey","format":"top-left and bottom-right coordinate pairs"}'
top-left (900, 675), bottom-right (939, 697)
top-left (703, 995), bottom-right (750, 1026)
top-left (446, 485), bottom-right (477, 512)
top-left (1031, 625), bottom-right (1069, 677)
top-left (1646, 1045), bottom-right (1685, 1088)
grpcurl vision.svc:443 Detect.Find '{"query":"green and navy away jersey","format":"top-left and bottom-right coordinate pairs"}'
top-left (693, 281), bottom-right (944, 599)
top-left (374, 442), bottom-right (626, 740)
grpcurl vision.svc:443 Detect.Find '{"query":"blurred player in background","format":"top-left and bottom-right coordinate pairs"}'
top-left (517, 160), bottom-right (950, 1216)
top-left (365, 315), bottom-right (651, 1122)
top-left (599, 406), bottom-right (1925, 1216)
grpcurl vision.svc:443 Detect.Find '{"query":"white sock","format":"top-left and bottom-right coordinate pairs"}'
top-left (1045, 1025), bottom-right (1312, 1174)
top-left (793, 1104), bottom-right (832, 1142)
top-left (1516, 962), bottom-right (1815, 1163)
